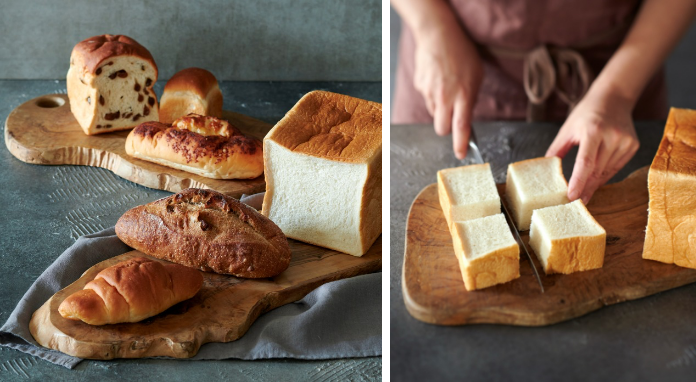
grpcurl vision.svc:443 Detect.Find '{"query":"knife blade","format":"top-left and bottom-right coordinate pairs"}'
top-left (466, 128), bottom-right (545, 293)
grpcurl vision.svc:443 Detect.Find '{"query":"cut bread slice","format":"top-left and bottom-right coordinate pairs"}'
top-left (437, 163), bottom-right (500, 230)
top-left (643, 108), bottom-right (696, 268)
top-left (529, 199), bottom-right (606, 275)
top-left (505, 156), bottom-right (569, 231)
top-left (451, 213), bottom-right (520, 291)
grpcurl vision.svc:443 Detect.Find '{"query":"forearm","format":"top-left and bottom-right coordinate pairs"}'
top-left (590, 0), bottom-right (696, 106)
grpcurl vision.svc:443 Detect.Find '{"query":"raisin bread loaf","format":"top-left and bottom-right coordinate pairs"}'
top-left (67, 34), bottom-right (159, 135)
top-left (159, 68), bottom-right (223, 124)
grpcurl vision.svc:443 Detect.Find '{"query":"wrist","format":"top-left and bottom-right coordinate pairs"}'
top-left (584, 78), bottom-right (637, 114)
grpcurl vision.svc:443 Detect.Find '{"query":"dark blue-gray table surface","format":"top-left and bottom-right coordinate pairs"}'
top-left (0, 80), bottom-right (381, 381)
top-left (391, 121), bottom-right (696, 382)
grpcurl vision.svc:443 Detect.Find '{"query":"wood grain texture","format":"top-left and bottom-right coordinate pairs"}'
top-left (4, 94), bottom-right (270, 197)
top-left (30, 237), bottom-right (381, 360)
top-left (403, 166), bottom-right (696, 326)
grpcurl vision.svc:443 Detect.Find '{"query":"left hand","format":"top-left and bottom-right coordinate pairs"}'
top-left (546, 89), bottom-right (640, 204)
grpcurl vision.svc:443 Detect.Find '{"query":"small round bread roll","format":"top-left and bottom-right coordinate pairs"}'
top-left (159, 68), bottom-right (223, 124)
top-left (125, 114), bottom-right (263, 179)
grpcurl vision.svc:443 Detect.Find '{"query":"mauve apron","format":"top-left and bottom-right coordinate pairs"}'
top-left (392, 0), bottom-right (668, 123)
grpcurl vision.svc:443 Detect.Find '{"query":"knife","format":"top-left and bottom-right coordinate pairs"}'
top-left (466, 128), bottom-right (545, 293)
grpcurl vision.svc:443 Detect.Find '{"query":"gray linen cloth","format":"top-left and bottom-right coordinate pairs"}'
top-left (0, 227), bottom-right (381, 369)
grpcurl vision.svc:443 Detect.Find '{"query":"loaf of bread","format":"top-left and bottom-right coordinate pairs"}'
top-left (529, 199), bottom-right (606, 274)
top-left (505, 156), bottom-right (570, 230)
top-left (125, 114), bottom-right (263, 179)
top-left (66, 34), bottom-right (159, 135)
top-left (159, 68), bottom-right (223, 124)
top-left (643, 108), bottom-right (696, 268)
top-left (437, 163), bottom-right (500, 230)
top-left (116, 188), bottom-right (291, 278)
top-left (451, 213), bottom-right (520, 291)
top-left (58, 257), bottom-right (203, 325)
top-left (261, 91), bottom-right (381, 257)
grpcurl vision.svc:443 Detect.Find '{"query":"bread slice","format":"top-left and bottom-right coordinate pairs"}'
top-left (159, 68), bottom-right (223, 124)
top-left (67, 34), bottom-right (159, 135)
top-left (451, 213), bottom-right (520, 291)
top-left (261, 91), bottom-right (381, 257)
top-left (529, 199), bottom-right (606, 275)
top-left (437, 163), bottom-right (500, 230)
top-left (505, 156), bottom-right (570, 231)
top-left (643, 108), bottom-right (696, 268)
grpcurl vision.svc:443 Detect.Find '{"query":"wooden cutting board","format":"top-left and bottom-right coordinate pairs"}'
top-left (4, 94), bottom-right (270, 198)
top-left (30, 237), bottom-right (381, 359)
top-left (403, 166), bottom-right (696, 326)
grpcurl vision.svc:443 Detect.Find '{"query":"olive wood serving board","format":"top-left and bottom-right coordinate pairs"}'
top-left (4, 94), bottom-right (270, 197)
top-left (30, 237), bottom-right (381, 359)
top-left (403, 166), bottom-right (696, 326)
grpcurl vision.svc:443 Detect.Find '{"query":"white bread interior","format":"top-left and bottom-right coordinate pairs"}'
top-left (437, 163), bottom-right (501, 230)
top-left (451, 213), bottom-right (520, 291)
top-left (506, 156), bottom-right (569, 231)
top-left (643, 108), bottom-right (696, 268)
top-left (261, 91), bottom-right (381, 257)
top-left (529, 199), bottom-right (606, 275)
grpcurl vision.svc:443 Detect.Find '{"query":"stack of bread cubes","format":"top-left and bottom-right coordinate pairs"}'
top-left (438, 156), bottom-right (606, 291)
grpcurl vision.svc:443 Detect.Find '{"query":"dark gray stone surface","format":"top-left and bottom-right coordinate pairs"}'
top-left (0, 80), bottom-right (381, 380)
top-left (390, 122), bottom-right (696, 382)
top-left (0, 0), bottom-right (381, 82)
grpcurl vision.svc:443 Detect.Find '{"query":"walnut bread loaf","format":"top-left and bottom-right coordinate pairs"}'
top-left (58, 257), bottom-right (203, 325)
top-left (67, 34), bottom-right (159, 135)
top-left (643, 108), bottom-right (696, 268)
top-left (116, 188), bottom-right (291, 278)
top-left (261, 90), bottom-right (382, 257)
top-left (125, 114), bottom-right (263, 179)
top-left (159, 67), bottom-right (223, 124)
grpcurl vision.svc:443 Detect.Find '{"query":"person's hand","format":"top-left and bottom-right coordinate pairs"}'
top-left (412, 22), bottom-right (483, 159)
top-left (546, 89), bottom-right (639, 204)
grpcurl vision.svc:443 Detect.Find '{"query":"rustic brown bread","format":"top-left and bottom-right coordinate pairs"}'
top-left (116, 188), bottom-right (291, 278)
top-left (159, 67), bottom-right (223, 124)
top-left (58, 257), bottom-right (203, 325)
top-left (643, 108), bottom-right (696, 268)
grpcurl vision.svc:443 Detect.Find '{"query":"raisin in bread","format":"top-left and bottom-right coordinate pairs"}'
top-left (67, 34), bottom-right (159, 135)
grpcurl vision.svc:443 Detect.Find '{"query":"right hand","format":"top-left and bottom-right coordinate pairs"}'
top-left (413, 24), bottom-right (483, 159)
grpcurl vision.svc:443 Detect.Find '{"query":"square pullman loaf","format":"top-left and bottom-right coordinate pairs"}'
top-left (437, 163), bottom-right (500, 231)
top-left (505, 156), bottom-right (570, 231)
top-left (451, 213), bottom-right (520, 291)
top-left (529, 199), bottom-right (606, 275)
top-left (261, 90), bottom-right (381, 257)
top-left (67, 34), bottom-right (159, 135)
top-left (643, 108), bottom-right (696, 268)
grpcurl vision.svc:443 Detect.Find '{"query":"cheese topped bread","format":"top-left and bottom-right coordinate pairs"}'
top-left (261, 90), bottom-right (381, 257)
top-left (505, 156), bottom-right (570, 230)
top-left (643, 107), bottom-right (696, 268)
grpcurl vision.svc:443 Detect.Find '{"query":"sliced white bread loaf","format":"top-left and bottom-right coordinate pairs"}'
top-left (437, 163), bottom-right (500, 230)
top-left (643, 108), bottom-right (696, 268)
top-left (451, 213), bottom-right (520, 291)
top-left (505, 156), bottom-right (570, 231)
top-left (67, 35), bottom-right (159, 135)
top-left (261, 91), bottom-right (381, 257)
top-left (529, 199), bottom-right (606, 275)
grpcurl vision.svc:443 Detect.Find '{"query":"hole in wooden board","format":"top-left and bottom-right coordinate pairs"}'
top-left (35, 96), bottom-right (65, 108)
